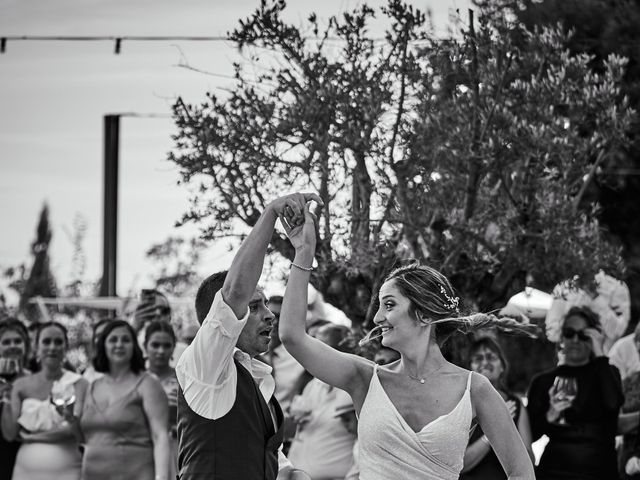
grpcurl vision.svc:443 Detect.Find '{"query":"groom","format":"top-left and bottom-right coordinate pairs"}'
top-left (175, 193), bottom-right (319, 480)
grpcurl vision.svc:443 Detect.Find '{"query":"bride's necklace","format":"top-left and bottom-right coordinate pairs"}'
top-left (406, 364), bottom-right (445, 384)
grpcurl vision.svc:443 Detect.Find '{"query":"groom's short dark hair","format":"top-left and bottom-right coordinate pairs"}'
top-left (195, 271), bottom-right (228, 324)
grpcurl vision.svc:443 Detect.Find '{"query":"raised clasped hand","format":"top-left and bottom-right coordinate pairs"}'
top-left (284, 203), bottom-right (318, 253)
top-left (269, 192), bottom-right (323, 229)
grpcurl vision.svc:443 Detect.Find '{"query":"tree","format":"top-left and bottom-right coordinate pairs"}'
top-left (19, 203), bottom-right (57, 322)
top-left (169, 0), bottom-right (633, 327)
top-left (476, 0), bottom-right (640, 322)
top-left (62, 212), bottom-right (89, 298)
top-left (145, 236), bottom-right (207, 296)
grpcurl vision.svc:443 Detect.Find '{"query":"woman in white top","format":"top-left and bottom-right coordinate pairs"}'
top-left (1, 322), bottom-right (87, 480)
top-left (277, 198), bottom-right (536, 480)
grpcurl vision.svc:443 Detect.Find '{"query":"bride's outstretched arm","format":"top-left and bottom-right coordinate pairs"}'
top-left (278, 200), bottom-right (370, 395)
top-left (472, 374), bottom-right (535, 480)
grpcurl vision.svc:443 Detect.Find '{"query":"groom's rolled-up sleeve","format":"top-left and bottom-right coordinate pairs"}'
top-left (175, 290), bottom-right (248, 419)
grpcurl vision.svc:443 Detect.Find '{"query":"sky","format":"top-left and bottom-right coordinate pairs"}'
top-left (0, 0), bottom-right (470, 301)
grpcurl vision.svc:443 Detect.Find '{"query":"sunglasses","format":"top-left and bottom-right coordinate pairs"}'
top-left (562, 328), bottom-right (590, 342)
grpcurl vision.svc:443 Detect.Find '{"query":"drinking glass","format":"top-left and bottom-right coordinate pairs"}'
top-left (51, 383), bottom-right (76, 411)
top-left (552, 376), bottom-right (577, 425)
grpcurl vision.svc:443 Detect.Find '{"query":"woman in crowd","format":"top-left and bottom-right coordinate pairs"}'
top-left (460, 337), bottom-right (534, 479)
top-left (0, 319), bottom-right (31, 480)
top-left (81, 318), bottom-right (112, 384)
top-left (527, 306), bottom-right (623, 479)
top-left (287, 323), bottom-right (357, 480)
top-left (80, 319), bottom-right (169, 480)
top-left (1, 321), bottom-right (87, 480)
top-left (278, 201), bottom-right (535, 480)
top-left (144, 320), bottom-right (179, 480)
top-left (373, 346), bottom-right (400, 366)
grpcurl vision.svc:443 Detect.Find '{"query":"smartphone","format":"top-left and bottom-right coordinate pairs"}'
top-left (140, 289), bottom-right (157, 304)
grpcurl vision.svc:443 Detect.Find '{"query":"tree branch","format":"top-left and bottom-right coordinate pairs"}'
top-left (572, 149), bottom-right (608, 214)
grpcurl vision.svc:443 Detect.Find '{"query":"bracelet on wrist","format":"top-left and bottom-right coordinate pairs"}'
top-left (291, 262), bottom-right (313, 272)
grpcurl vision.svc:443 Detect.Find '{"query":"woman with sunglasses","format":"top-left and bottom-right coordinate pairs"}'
top-left (460, 337), bottom-right (533, 479)
top-left (527, 306), bottom-right (623, 479)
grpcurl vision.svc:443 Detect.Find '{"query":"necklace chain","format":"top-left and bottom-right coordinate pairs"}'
top-left (407, 373), bottom-right (426, 384)
top-left (406, 364), bottom-right (445, 384)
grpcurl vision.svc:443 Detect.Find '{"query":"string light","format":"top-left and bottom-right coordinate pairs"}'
top-left (0, 34), bottom-right (449, 54)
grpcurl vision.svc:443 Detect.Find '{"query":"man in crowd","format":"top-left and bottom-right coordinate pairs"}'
top-left (263, 295), bottom-right (307, 453)
top-left (175, 193), bottom-right (320, 480)
top-left (132, 289), bottom-right (171, 339)
top-left (132, 288), bottom-right (190, 366)
top-left (264, 295), bottom-right (306, 410)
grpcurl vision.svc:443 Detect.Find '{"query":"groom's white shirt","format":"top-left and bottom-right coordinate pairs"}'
top-left (176, 290), bottom-right (292, 471)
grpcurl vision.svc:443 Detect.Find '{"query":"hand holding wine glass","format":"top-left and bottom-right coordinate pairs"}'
top-left (0, 356), bottom-right (21, 403)
top-left (50, 382), bottom-right (77, 421)
top-left (549, 376), bottom-right (577, 425)
top-left (0, 356), bottom-right (21, 382)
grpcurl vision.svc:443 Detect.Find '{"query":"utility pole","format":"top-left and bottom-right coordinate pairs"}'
top-left (99, 114), bottom-right (119, 297)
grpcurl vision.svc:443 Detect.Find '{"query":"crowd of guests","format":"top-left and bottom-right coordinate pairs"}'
top-left (0, 286), bottom-right (639, 479)
top-left (0, 291), bottom-right (180, 480)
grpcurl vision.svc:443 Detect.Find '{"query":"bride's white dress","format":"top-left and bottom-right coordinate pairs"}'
top-left (358, 366), bottom-right (474, 480)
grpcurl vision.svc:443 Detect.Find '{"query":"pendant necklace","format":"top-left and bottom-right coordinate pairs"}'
top-left (407, 364), bottom-right (444, 384)
top-left (407, 373), bottom-right (426, 384)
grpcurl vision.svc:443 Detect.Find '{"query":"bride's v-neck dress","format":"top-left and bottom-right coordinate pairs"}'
top-left (358, 366), bottom-right (474, 480)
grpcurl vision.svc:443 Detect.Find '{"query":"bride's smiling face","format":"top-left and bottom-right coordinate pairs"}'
top-left (373, 280), bottom-right (425, 349)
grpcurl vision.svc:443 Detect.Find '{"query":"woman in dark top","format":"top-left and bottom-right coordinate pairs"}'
top-left (527, 306), bottom-right (623, 480)
top-left (0, 319), bottom-right (30, 480)
top-left (460, 337), bottom-right (533, 479)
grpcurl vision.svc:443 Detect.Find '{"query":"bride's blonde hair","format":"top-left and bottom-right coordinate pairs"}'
top-left (385, 263), bottom-right (539, 344)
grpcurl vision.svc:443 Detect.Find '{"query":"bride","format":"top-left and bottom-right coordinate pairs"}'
top-left (277, 196), bottom-right (535, 480)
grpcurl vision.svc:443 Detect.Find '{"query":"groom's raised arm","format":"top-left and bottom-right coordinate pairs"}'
top-left (221, 193), bottom-right (323, 319)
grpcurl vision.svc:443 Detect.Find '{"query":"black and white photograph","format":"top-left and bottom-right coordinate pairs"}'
top-left (1, 1), bottom-right (639, 479)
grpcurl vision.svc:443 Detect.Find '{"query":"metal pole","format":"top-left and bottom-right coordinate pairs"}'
top-left (100, 114), bottom-right (119, 297)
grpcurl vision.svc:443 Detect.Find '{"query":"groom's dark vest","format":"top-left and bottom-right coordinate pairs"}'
top-left (177, 358), bottom-right (284, 480)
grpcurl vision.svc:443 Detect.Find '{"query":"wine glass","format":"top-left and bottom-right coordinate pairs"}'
top-left (552, 376), bottom-right (577, 425)
top-left (51, 383), bottom-right (76, 415)
top-left (0, 357), bottom-right (20, 383)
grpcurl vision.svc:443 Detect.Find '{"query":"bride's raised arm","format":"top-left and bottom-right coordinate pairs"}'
top-left (278, 198), bottom-right (371, 396)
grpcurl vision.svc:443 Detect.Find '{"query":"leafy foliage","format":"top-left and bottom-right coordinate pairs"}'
top-left (19, 203), bottom-right (57, 323)
top-left (478, 0), bottom-right (640, 323)
top-left (169, 0), bottom-right (633, 326)
top-left (145, 236), bottom-right (208, 296)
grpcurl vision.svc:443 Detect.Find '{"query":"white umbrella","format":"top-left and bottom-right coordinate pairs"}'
top-left (499, 287), bottom-right (552, 320)
top-left (544, 271), bottom-right (630, 352)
